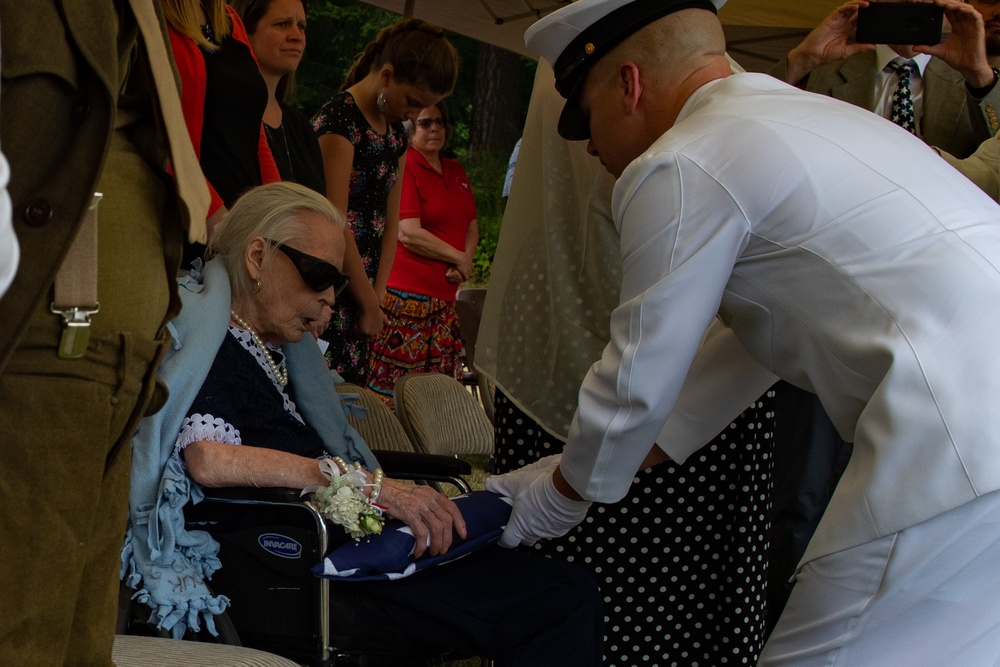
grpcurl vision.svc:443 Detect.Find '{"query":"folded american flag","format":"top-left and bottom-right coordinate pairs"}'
top-left (313, 491), bottom-right (513, 581)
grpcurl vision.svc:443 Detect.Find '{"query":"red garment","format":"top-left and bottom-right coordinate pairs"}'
top-left (389, 147), bottom-right (477, 301)
top-left (168, 6), bottom-right (279, 217)
top-left (366, 290), bottom-right (464, 409)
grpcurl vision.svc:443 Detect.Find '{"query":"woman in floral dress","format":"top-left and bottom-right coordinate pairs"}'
top-left (312, 18), bottom-right (458, 383)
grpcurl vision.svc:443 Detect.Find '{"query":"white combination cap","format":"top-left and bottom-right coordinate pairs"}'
top-left (524, 0), bottom-right (727, 140)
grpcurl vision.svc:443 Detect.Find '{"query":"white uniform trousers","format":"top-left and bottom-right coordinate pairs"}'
top-left (760, 489), bottom-right (1000, 666)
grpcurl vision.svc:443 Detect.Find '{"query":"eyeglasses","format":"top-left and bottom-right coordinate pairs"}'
top-left (415, 117), bottom-right (446, 130)
top-left (265, 239), bottom-right (350, 296)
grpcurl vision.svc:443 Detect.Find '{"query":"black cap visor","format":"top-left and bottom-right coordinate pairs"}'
top-left (558, 78), bottom-right (592, 141)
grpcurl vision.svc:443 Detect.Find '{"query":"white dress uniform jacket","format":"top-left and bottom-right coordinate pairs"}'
top-left (562, 72), bottom-right (1000, 565)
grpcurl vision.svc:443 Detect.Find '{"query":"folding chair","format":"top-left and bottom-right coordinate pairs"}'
top-left (112, 635), bottom-right (299, 667)
top-left (393, 372), bottom-right (494, 459)
top-left (335, 382), bottom-right (416, 453)
top-left (336, 381), bottom-right (472, 493)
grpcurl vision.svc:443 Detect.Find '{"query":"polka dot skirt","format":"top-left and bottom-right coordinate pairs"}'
top-left (494, 389), bottom-right (775, 667)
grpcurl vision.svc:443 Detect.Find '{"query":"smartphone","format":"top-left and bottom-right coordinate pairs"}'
top-left (855, 3), bottom-right (944, 45)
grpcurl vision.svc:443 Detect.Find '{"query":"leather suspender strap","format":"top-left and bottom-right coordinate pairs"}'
top-left (50, 193), bottom-right (101, 359)
top-left (49, 1), bottom-right (211, 360)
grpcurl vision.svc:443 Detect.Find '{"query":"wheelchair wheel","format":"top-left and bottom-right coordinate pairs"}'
top-left (116, 580), bottom-right (242, 645)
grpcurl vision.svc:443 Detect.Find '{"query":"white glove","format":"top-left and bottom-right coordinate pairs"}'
top-left (485, 454), bottom-right (561, 501)
top-left (486, 466), bottom-right (592, 548)
top-left (509, 453), bottom-right (562, 476)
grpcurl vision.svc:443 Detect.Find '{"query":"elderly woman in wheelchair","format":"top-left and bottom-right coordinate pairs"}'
top-left (121, 182), bottom-right (603, 666)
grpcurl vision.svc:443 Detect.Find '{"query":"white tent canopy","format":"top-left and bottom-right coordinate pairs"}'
top-left (357, 0), bottom-right (840, 70)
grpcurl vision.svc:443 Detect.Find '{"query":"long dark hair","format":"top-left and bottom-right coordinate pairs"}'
top-left (341, 18), bottom-right (459, 96)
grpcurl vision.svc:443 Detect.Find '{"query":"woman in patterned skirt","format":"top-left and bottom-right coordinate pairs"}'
top-left (367, 102), bottom-right (478, 409)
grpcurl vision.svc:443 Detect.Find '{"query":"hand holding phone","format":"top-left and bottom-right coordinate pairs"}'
top-left (908, 0), bottom-right (996, 90)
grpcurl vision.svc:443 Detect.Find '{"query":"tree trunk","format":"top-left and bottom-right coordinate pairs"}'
top-left (469, 42), bottom-right (522, 155)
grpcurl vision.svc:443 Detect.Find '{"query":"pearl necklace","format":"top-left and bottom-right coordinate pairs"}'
top-left (230, 310), bottom-right (288, 386)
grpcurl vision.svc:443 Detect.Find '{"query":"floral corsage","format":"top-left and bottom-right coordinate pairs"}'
top-left (304, 457), bottom-right (385, 541)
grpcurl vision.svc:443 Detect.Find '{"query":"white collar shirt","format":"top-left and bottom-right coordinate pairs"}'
top-left (871, 44), bottom-right (933, 124)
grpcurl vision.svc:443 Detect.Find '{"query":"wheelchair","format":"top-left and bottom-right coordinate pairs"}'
top-left (121, 450), bottom-right (489, 667)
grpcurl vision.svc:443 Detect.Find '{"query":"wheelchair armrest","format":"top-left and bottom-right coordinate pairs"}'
top-left (201, 485), bottom-right (303, 503)
top-left (373, 450), bottom-right (472, 478)
top-left (374, 450), bottom-right (473, 495)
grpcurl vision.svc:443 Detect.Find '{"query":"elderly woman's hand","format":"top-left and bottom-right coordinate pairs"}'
top-left (377, 478), bottom-right (468, 557)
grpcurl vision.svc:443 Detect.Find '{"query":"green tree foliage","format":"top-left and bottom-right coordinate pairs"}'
top-left (295, 1), bottom-right (397, 115)
top-left (457, 150), bottom-right (509, 286)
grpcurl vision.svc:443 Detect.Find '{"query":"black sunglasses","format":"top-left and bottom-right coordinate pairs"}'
top-left (265, 239), bottom-right (350, 296)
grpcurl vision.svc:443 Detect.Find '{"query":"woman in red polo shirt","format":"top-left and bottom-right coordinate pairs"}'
top-left (367, 102), bottom-right (478, 408)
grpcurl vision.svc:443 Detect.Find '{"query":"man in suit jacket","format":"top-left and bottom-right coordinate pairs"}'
top-left (771, 0), bottom-right (1000, 158)
top-left (0, 1), bottom-right (204, 663)
top-left (937, 129), bottom-right (1000, 199)
top-left (935, 0), bottom-right (1000, 197)
top-left (979, 0), bottom-right (1000, 63)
